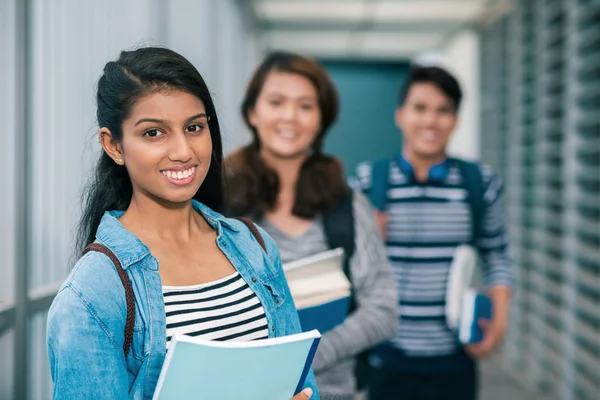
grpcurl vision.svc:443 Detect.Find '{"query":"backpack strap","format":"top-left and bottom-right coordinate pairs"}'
top-left (451, 158), bottom-right (485, 245)
top-left (322, 190), bottom-right (356, 278)
top-left (82, 243), bottom-right (135, 357)
top-left (234, 217), bottom-right (268, 254)
top-left (369, 158), bottom-right (391, 211)
top-left (322, 190), bottom-right (356, 308)
top-left (323, 190), bottom-right (375, 391)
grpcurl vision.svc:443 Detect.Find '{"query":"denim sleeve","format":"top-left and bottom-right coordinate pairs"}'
top-left (261, 230), bottom-right (321, 400)
top-left (47, 285), bottom-right (130, 400)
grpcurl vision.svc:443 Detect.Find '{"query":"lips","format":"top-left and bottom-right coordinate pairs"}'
top-left (160, 166), bottom-right (197, 186)
top-left (275, 130), bottom-right (300, 143)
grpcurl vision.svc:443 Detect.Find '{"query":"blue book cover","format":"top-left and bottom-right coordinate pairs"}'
top-left (153, 330), bottom-right (321, 400)
top-left (458, 289), bottom-right (493, 344)
top-left (298, 296), bottom-right (351, 334)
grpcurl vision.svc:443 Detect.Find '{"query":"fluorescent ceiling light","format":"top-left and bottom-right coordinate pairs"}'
top-left (255, 1), bottom-right (367, 22)
top-left (374, 1), bottom-right (484, 22)
top-left (263, 30), bottom-right (444, 58)
top-left (255, 1), bottom-right (485, 23)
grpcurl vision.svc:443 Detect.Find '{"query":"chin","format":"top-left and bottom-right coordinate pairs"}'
top-left (148, 186), bottom-right (201, 206)
top-left (415, 147), bottom-right (446, 159)
top-left (269, 147), bottom-right (309, 160)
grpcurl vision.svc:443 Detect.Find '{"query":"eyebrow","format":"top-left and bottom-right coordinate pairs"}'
top-left (265, 92), bottom-right (317, 100)
top-left (134, 113), bottom-right (208, 126)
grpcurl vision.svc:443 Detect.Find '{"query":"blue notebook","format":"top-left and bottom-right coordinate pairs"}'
top-left (297, 296), bottom-right (351, 334)
top-left (458, 289), bottom-right (493, 344)
top-left (153, 330), bottom-right (321, 400)
top-left (283, 248), bottom-right (351, 334)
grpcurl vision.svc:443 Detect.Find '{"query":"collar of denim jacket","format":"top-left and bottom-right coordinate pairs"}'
top-left (94, 200), bottom-right (240, 269)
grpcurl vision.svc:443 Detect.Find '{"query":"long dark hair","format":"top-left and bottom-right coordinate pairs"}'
top-left (225, 51), bottom-right (347, 219)
top-left (77, 47), bottom-right (224, 253)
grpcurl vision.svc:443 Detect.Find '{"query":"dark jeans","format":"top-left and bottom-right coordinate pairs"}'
top-left (368, 364), bottom-right (478, 400)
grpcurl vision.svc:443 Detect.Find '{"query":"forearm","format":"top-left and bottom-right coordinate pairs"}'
top-left (312, 294), bottom-right (397, 372)
top-left (313, 261), bottom-right (397, 369)
top-left (488, 285), bottom-right (512, 328)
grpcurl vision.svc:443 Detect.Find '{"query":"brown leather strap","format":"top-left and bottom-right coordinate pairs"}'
top-left (234, 217), bottom-right (268, 254)
top-left (83, 243), bottom-right (135, 357)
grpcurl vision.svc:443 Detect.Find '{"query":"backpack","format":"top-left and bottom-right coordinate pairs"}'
top-left (370, 156), bottom-right (485, 244)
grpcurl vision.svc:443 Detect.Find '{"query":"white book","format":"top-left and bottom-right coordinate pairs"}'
top-left (445, 245), bottom-right (478, 330)
top-left (283, 248), bottom-right (351, 333)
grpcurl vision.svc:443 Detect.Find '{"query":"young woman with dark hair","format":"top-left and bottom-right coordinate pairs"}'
top-left (47, 47), bottom-right (318, 400)
top-left (226, 51), bottom-right (398, 400)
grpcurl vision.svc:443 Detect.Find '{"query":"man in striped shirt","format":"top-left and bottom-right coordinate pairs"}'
top-left (352, 66), bottom-right (515, 399)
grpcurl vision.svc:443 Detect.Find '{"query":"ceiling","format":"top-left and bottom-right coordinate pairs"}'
top-left (242, 0), bottom-right (513, 60)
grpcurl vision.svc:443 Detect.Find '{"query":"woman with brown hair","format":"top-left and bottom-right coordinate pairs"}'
top-left (225, 51), bottom-right (398, 399)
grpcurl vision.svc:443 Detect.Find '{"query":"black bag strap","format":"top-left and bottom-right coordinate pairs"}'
top-left (322, 190), bottom-right (356, 308)
top-left (234, 217), bottom-right (268, 254)
top-left (322, 190), bottom-right (356, 277)
top-left (83, 243), bottom-right (135, 357)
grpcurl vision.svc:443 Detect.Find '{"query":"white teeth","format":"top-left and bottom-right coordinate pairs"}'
top-left (278, 131), bottom-right (297, 139)
top-left (162, 167), bottom-right (195, 180)
top-left (420, 131), bottom-right (438, 141)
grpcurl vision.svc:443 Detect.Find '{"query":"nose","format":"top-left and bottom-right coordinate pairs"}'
top-left (168, 131), bottom-right (194, 163)
top-left (281, 102), bottom-right (298, 122)
top-left (421, 109), bottom-right (437, 127)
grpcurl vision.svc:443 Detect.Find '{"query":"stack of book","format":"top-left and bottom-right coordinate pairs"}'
top-left (283, 248), bottom-right (351, 334)
top-left (445, 245), bottom-right (493, 344)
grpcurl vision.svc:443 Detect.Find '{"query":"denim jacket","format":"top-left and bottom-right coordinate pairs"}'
top-left (47, 201), bottom-right (319, 399)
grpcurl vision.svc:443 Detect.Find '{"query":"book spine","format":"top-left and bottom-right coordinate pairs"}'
top-left (294, 338), bottom-right (321, 395)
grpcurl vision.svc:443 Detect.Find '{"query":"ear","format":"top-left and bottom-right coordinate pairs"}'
top-left (247, 108), bottom-right (258, 128)
top-left (449, 114), bottom-right (459, 134)
top-left (394, 106), bottom-right (404, 131)
top-left (98, 128), bottom-right (124, 165)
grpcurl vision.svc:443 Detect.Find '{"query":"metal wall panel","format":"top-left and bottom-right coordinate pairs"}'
top-left (480, 0), bottom-right (600, 398)
top-left (0, 0), bottom-right (18, 308)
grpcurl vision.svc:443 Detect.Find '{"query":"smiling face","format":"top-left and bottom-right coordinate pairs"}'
top-left (396, 82), bottom-right (458, 161)
top-left (248, 70), bottom-right (322, 161)
top-left (101, 90), bottom-right (212, 205)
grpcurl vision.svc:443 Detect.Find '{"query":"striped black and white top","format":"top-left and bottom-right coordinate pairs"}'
top-left (163, 272), bottom-right (269, 347)
top-left (353, 156), bottom-right (515, 371)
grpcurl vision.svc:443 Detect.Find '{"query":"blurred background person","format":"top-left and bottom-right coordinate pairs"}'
top-left (225, 51), bottom-right (398, 400)
top-left (353, 65), bottom-right (515, 400)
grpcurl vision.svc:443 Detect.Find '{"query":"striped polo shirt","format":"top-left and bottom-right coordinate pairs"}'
top-left (353, 154), bottom-right (515, 373)
top-left (163, 272), bottom-right (269, 347)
